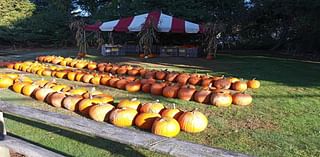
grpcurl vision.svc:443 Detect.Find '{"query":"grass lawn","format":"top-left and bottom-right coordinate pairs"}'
top-left (0, 49), bottom-right (320, 157)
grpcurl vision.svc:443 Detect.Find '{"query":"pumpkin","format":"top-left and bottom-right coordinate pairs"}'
top-left (135, 112), bottom-right (161, 130)
top-left (55, 71), bottom-right (68, 79)
top-left (14, 63), bottom-right (22, 70)
top-left (140, 102), bottom-right (165, 113)
top-left (82, 88), bottom-right (103, 98)
top-left (232, 81), bottom-right (247, 92)
top-left (67, 72), bottom-right (78, 81)
top-left (97, 64), bottom-right (106, 72)
top-left (139, 69), bottom-right (147, 77)
top-left (145, 70), bottom-right (156, 79)
top-left (109, 108), bottom-right (138, 127)
top-left (82, 74), bottom-right (94, 83)
top-left (68, 88), bottom-right (88, 95)
top-left (36, 69), bottom-right (44, 76)
top-left (214, 78), bottom-right (231, 89)
top-left (110, 65), bottom-right (120, 74)
top-left (128, 69), bottom-right (139, 76)
top-left (100, 76), bottom-right (111, 86)
top-left (75, 62), bottom-right (88, 69)
top-left (77, 98), bottom-right (96, 116)
top-left (12, 82), bottom-right (31, 93)
top-left (51, 84), bottom-right (69, 92)
top-left (5, 74), bottom-right (19, 80)
top-left (141, 83), bottom-right (152, 93)
top-left (42, 69), bottom-right (52, 76)
top-left (140, 78), bottom-right (156, 85)
top-left (105, 64), bottom-right (113, 72)
top-left (89, 103), bottom-right (114, 122)
top-left (247, 79), bottom-right (260, 89)
top-left (228, 77), bottom-right (240, 83)
top-left (188, 75), bottom-right (202, 85)
top-left (117, 98), bottom-right (141, 110)
top-left (152, 117), bottom-right (180, 138)
top-left (115, 79), bottom-right (128, 89)
top-left (75, 73), bottom-right (85, 82)
top-left (165, 72), bottom-right (179, 82)
top-left (201, 78), bottom-right (213, 87)
top-left (14, 76), bottom-right (33, 84)
top-left (47, 92), bottom-right (66, 107)
top-left (92, 94), bottom-right (114, 104)
top-left (162, 83), bottom-right (180, 98)
top-left (178, 110), bottom-right (208, 133)
top-left (22, 84), bottom-right (39, 96)
top-left (109, 78), bottom-right (120, 87)
top-left (177, 85), bottom-right (196, 101)
top-left (87, 62), bottom-right (97, 70)
top-left (116, 67), bottom-right (127, 75)
top-left (150, 82), bottom-right (167, 95)
top-left (155, 70), bottom-right (167, 80)
top-left (7, 63), bottom-right (15, 69)
top-left (62, 95), bottom-right (83, 111)
top-left (125, 81), bottom-right (141, 92)
top-left (194, 87), bottom-right (212, 104)
top-left (232, 93), bottom-right (252, 106)
top-left (176, 73), bottom-right (190, 85)
top-left (0, 76), bottom-right (14, 88)
top-left (161, 104), bottom-right (183, 120)
top-left (34, 87), bottom-right (55, 101)
top-left (210, 90), bottom-right (232, 107)
top-left (91, 76), bottom-right (101, 85)
top-left (33, 79), bottom-right (49, 88)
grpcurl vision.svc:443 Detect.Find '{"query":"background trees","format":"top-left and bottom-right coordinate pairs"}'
top-left (0, 0), bottom-right (319, 56)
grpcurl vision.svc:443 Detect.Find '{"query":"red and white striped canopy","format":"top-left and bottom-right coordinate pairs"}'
top-left (98, 11), bottom-right (203, 33)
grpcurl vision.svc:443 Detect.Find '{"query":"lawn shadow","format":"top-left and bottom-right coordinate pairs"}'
top-left (5, 114), bottom-right (147, 157)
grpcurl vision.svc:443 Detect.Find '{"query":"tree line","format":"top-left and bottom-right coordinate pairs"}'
top-left (0, 0), bottom-right (319, 56)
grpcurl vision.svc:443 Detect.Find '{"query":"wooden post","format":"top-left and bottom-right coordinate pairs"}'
top-left (0, 111), bottom-right (6, 140)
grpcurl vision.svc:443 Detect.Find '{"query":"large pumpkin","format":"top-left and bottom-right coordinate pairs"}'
top-left (232, 93), bottom-right (252, 106)
top-left (89, 103), bottom-right (114, 122)
top-left (155, 70), bottom-right (167, 80)
top-left (0, 76), bottom-right (14, 88)
top-left (176, 73), bottom-right (190, 85)
top-left (140, 102), bottom-right (165, 113)
top-left (152, 117), bottom-right (180, 138)
top-left (117, 98), bottom-right (141, 110)
top-left (194, 87), bottom-right (212, 104)
top-left (210, 90), bottom-right (232, 107)
top-left (247, 79), bottom-right (260, 89)
top-left (134, 112), bottom-right (161, 130)
top-left (178, 110), bottom-right (208, 133)
top-left (109, 108), bottom-right (138, 127)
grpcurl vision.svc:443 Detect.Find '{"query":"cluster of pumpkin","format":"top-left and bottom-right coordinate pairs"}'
top-left (1, 73), bottom-right (208, 137)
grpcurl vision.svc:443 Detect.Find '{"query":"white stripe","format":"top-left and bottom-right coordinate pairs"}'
top-left (99, 20), bottom-right (119, 31)
top-left (185, 21), bottom-right (199, 33)
top-left (128, 13), bottom-right (148, 32)
top-left (157, 13), bottom-right (172, 32)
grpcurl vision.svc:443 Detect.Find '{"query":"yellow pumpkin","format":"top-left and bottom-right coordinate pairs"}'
top-left (140, 102), bottom-right (165, 113)
top-left (178, 110), bottom-right (208, 133)
top-left (117, 98), bottom-right (141, 110)
top-left (134, 112), bottom-right (161, 130)
top-left (89, 103), bottom-right (114, 122)
top-left (109, 108), bottom-right (138, 127)
top-left (0, 76), bottom-right (14, 88)
top-left (12, 82), bottom-right (31, 93)
top-left (152, 117), bottom-right (180, 138)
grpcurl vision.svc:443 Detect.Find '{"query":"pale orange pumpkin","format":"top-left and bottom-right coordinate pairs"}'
top-left (117, 98), bottom-right (141, 110)
top-left (152, 117), bottom-right (180, 137)
top-left (247, 79), bottom-right (260, 89)
top-left (160, 104), bottom-right (183, 120)
top-left (178, 109), bottom-right (208, 133)
top-left (232, 93), bottom-right (252, 106)
top-left (62, 95), bottom-right (83, 111)
top-left (89, 103), bottom-right (114, 122)
top-left (109, 108), bottom-right (138, 127)
top-left (134, 112), bottom-right (161, 130)
top-left (139, 102), bottom-right (165, 113)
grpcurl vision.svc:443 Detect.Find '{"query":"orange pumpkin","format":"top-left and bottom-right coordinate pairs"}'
top-left (134, 112), bottom-right (161, 130)
top-left (194, 87), bottom-right (212, 104)
top-left (232, 81), bottom-right (247, 92)
top-left (115, 79), bottom-right (128, 89)
top-left (22, 84), bottom-right (39, 96)
top-left (232, 93), bottom-right (252, 106)
top-left (62, 95), bottom-right (83, 111)
top-left (165, 72), bottom-right (179, 82)
top-left (176, 73), bottom-right (190, 85)
top-left (12, 82), bottom-right (31, 93)
top-left (177, 85), bottom-right (196, 101)
top-left (160, 104), bottom-right (183, 120)
top-left (100, 76), bottom-right (111, 86)
top-left (214, 78), bottom-right (231, 89)
top-left (125, 81), bottom-right (141, 92)
top-left (140, 102), bottom-right (165, 113)
top-left (91, 76), bottom-right (101, 85)
top-left (0, 76), bottom-right (14, 88)
top-left (210, 90), bottom-right (232, 107)
top-left (82, 74), bottom-right (94, 83)
top-left (87, 62), bottom-right (97, 70)
top-left (34, 87), bottom-right (55, 101)
top-left (247, 79), bottom-right (260, 89)
top-left (77, 98), bottom-right (96, 116)
top-left (162, 83), bottom-right (180, 98)
top-left (155, 70), bottom-right (167, 80)
top-left (47, 92), bottom-right (66, 107)
top-left (150, 82), bottom-right (167, 95)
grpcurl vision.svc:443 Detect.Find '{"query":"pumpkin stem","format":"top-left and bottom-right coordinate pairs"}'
top-left (173, 103), bottom-right (176, 109)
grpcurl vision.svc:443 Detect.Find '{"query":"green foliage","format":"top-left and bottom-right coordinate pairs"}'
top-left (0, 0), bottom-right (36, 26)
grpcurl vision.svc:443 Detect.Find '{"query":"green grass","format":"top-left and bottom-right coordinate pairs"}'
top-left (1, 49), bottom-right (320, 157)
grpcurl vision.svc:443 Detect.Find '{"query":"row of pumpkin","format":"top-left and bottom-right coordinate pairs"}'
top-left (35, 55), bottom-right (260, 90)
top-left (8, 61), bottom-right (254, 107)
top-left (0, 73), bottom-right (208, 137)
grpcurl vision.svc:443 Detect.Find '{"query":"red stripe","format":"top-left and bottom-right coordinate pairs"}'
top-left (144, 11), bottom-right (161, 29)
top-left (171, 17), bottom-right (185, 33)
top-left (114, 16), bottom-right (134, 32)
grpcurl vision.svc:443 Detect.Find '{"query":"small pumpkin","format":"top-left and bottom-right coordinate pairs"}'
top-left (89, 103), bottom-right (114, 122)
top-left (141, 83), bottom-right (152, 93)
top-left (162, 83), bottom-right (180, 98)
top-left (34, 87), bottom-right (55, 101)
top-left (165, 72), bottom-right (179, 82)
top-left (144, 70), bottom-right (156, 79)
top-left (177, 85), bottom-right (196, 101)
top-left (55, 71), bottom-right (68, 79)
top-left (78, 98), bottom-right (96, 116)
top-left (150, 82), bottom-right (167, 95)
top-left (67, 72), bottom-right (78, 81)
top-left (91, 75), bottom-right (102, 85)
top-left (12, 82), bottom-right (31, 93)
top-left (109, 108), bottom-right (138, 127)
top-left (247, 78), bottom-right (260, 89)
top-left (152, 117), bottom-right (180, 138)
top-left (115, 79), bottom-right (128, 89)
top-left (134, 112), bottom-right (161, 130)
top-left (21, 83), bottom-right (39, 96)
top-left (0, 76), bottom-right (14, 88)
top-left (188, 75), bottom-right (202, 85)
top-left (140, 101), bottom-right (165, 113)
top-left (161, 104), bottom-right (183, 120)
top-left (87, 62), bottom-right (97, 71)
top-left (210, 90), bottom-right (232, 107)
top-left (62, 95), bottom-right (83, 111)
top-left (214, 78), bottom-right (231, 89)
top-left (194, 86), bottom-right (212, 104)
top-left (75, 73), bottom-right (86, 82)
top-left (125, 81), bottom-right (141, 92)
top-left (155, 70), bottom-right (167, 80)
top-left (100, 76), bottom-right (112, 86)
top-left (117, 98), bottom-right (141, 110)
top-left (232, 81), bottom-right (247, 92)
top-left (232, 93), bottom-right (252, 106)
top-left (178, 109), bottom-right (208, 133)
top-left (128, 68), bottom-right (140, 76)
top-left (176, 73), bottom-right (190, 85)
top-left (109, 78), bottom-right (120, 87)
